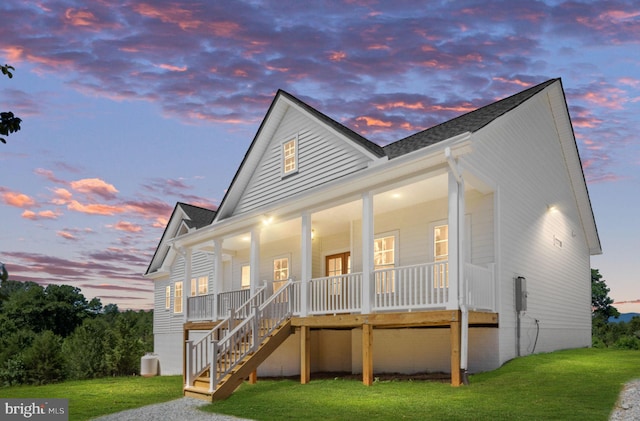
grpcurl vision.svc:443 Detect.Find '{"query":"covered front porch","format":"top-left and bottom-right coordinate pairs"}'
top-left (182, 158), bottom-right (497, 323)
top-left (178, 159), bottom-right (498, 394)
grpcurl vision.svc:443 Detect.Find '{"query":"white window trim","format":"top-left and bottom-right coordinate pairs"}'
top-left (374, 230), bottom-right (399, 268)
top-left (272, 254), bottom-right (292, 281)
top-left (165, 285), bottom-right (171, 310)
top-left (281, 134), bottom-right (299, 177)
top-left (428, 216), bottom-right (472, 263)
top-left (374, 231), bottom-right (398, 294)
top-left (174, 281), bottom-right (183, 314)
top-left (240, 264), bottom-right (251, 290)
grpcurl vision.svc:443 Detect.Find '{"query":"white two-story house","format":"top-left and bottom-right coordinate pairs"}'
top-left (144, 78), bottom-right (600, 400)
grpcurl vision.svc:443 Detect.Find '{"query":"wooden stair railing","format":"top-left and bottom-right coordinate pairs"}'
top-left (184, 280), bottom-right (295, 401)
top-left (185, 283), bottom-right (267, 388)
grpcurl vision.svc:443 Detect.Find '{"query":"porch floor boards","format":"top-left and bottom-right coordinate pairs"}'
top-left (291, 310), bottom-right (498, 329)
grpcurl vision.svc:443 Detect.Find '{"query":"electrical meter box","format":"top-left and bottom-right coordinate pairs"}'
top-left (515, 276), bottom-right (527, 312)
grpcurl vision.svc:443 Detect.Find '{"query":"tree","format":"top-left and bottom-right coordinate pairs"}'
top-left (1, 64), bottom-right (22, 144)
top-left (592, 268), bottom-right (619, 323)
top-left (0, 261), bottom-right (7, 282)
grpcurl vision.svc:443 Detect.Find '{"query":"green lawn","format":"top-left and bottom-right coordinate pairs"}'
top-left (0, 375), bottom-right (183, 420)
top-left (205, 348), bottom-right (639, 421)
top-left (1, 348), bottom-right (638, 421)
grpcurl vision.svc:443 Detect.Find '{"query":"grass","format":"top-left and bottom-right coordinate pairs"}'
top-left (0, 349), bottom-right (638, 420)
top-left (204, 348), bottom-right (640, 421)
top-left (0, 375), bottom-right (183, 420)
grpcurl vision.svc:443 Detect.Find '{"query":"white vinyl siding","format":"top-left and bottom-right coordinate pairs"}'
top-left (464, 85), bottom-right (592, 365)
top-left (234, 107), bottom-right (372, 215)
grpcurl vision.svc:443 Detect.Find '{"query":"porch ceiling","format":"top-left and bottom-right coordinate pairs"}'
top-left (221, 171), bottom-right (482, 250)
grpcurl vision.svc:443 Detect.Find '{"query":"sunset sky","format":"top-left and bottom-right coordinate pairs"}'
top-left (1, 0), bottom-right (638, 312)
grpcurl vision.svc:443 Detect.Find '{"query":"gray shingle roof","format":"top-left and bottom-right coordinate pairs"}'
top-left (178, 202), bottom-right (216, 229)
top-left (278, 90), bottom-right (387, 158)
top-left (383, 79), bottom-right (559, 158)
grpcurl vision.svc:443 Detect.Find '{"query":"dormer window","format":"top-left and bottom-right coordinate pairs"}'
top-left (282, 136), bottom-right (298, 176)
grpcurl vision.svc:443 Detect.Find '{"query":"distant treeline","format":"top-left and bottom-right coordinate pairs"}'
top-left (0, 279), bottom-right (152, 386)
top-left (592, 314), bottom-right (640, 350)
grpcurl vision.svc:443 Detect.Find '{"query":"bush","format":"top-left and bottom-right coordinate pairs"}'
top-left (0, 355), bottom-right (27, 386)
top-left (63, 318), bottom-right (115, 379)
top-left (613, 336), bottom-right (640, 350)
top-left (23, 330), bottom-right (65, 384)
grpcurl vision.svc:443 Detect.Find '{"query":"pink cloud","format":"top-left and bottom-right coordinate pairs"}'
top-left (52, 188), bottom-right (73, 204)
top-left (157, 63), bottom-right (188, 72)
top-left (34, 168), bottom-right (68, 184)
top-left (1, 189), bottom-right (36, 208)
top-left (22, 209), bottom-right (61, 220)
top-left (112, 221), bottom-right (143, 233)
top-left (67, 200), bottom-right (126, 216)
top-left (70, 178), bottom-right (119, 200)
top-left (57, 230), bottom-right (77, 241)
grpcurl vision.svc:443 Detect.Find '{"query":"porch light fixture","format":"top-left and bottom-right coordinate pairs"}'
top-left (311, 229), bottom-right (315, 240)
top-left (262, 215), bottom-right (274, 226)
top-left (547, 204), bottom-right (558, 213)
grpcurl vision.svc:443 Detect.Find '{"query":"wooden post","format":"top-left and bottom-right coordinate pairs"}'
top-left (249, 370), bottom-right (258, 384)
top-left (450, 312), bottom-right (462, 386)
top-left (362, 324), bottom-right (373, 386)
top-left (183, 327), bottom-right (189, 387)
top-left (300, 326), bottom-right (311, 384)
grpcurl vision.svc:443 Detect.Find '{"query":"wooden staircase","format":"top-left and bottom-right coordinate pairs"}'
top-left (184, 280), bottom-right (295, 401)
top-left (184, 320), bottom-right (293, 401)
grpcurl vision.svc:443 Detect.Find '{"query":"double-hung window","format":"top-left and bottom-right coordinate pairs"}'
top-left (190, 276), bottom-right (208, 296)
top-left (282, 136), bottom-right (298, 176)
top-left (241, 265), bottom-right (251, 290)
top-left (433, 224), bottom-right (449, 288)
top-left (174, 281), bottom-right (183, 313)
top-left (165, 286), bottom-right (171, 310)
top-left (273, 257), bottom-right (289, 292)
top-left (374, 234), bottom-right (396, 293)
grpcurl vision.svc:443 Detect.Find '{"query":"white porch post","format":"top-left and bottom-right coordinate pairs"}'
top-left (447, 170), bottom-right (460, 310)
top-left (361, 191), bottom-right (374, 314)
top-left (250, 228), bottom-right (260, 295)
top-left (213, 238), bottom-right (223, 320)
top-left (300, 211), bottom-right (312, 317)
top-left (184, 247), bottom-right (192, 322)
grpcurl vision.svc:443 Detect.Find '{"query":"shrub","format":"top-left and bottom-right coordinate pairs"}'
top-left (63, 318), bottom-right (115, 379)
top-left (23, 330), bottom-right (65, 384)
top-left (613, 336), bottom-right (640, 350)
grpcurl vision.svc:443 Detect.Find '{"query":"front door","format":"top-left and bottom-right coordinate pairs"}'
top-left (326, 252), bottom-right (351, 277)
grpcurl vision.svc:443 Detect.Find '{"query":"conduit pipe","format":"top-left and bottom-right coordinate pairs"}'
top-left (445, 147), bottom-right (469, 385)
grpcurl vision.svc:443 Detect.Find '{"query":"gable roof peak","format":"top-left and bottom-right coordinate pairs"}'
top-left (383, 78), bottom-right (560, 159)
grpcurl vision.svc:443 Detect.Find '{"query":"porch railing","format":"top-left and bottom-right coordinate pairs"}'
top-left (308, 273), bottom-right (362, 315)
top-left (464, 262), bottom-right (495, 311)
top-left (186, 294), bottom-right (216, 321)
top-left (187, 288), bottom-right (255, 321)
top-left (372, 262), bottom-right (449, 311)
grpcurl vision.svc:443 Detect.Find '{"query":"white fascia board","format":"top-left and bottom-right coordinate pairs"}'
top-left (281, 96), bottom-right (386, 162)
top-left (172, 133), bottom-right (473, 250)
top-left (547, 83), bottom-right (602, 255)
